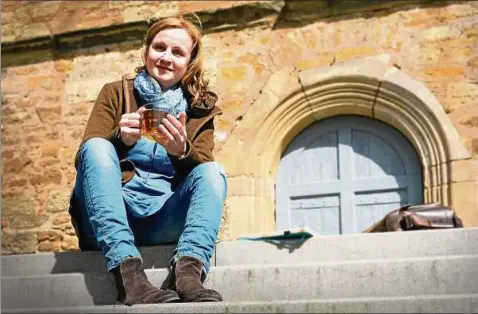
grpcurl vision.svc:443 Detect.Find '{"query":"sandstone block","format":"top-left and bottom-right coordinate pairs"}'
top-left (1, 22), bottom-right (21, 42)
top-left (28, 76), bottom-right (54, 93)
top-left (30, 169), bottom-right (63, 186)
top-left (1, 77), bottom-right (29, 96)
top-left (296, 55), bottom-right (334, 71)
top-left (47, 189), bottom-right (72, 213)
top-left (463, 117), bottom-right (478, 128)
top-left (450, 181), bottom-right (478, 226)
top-left (38, 240), bottom-right (61, 252)
top-left (472, 138), bottom-right (478, 155)
top-left (36, 107), bottom-right (62, 123)
top-left (3, 157), bottom-right (31, 174)
top-left (423, 25), bottom-right (461, 42)
top-left (221, 65), bottom-right (249, 81)
top-left (2, 196), bottom-right (47, 229)
top-left (424, 65), bottom-right (465, 79)
top-left (61, 235), bottom-right (79, 251)
top-left (9, 178), bottom-right (29, 188)
top-left (42, 143), bottom-right (62, 158)
top-left (52, 213), bottom-right (71, 226)
top-left (37, 231), bottom-right (63, 242)
top-left (22, 23), bottom-right (51, 40)
top-left (54, 60), bottom-right (74, 73)
top-left (336, 46), bottom-right (377, 62)
top-left (468, 56), bottom-right (478, 68)
top-left (14, 5), bottom-right (31, 20)
top-left (2, 232), bottom-right (37, 255)
top-left (449, 159), bottom-right (478, 183)
top-left (30, 1), bottom-right (60, 18)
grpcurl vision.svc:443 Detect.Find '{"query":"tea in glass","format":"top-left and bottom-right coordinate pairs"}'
top-left (140, 104), bottom-right (177, 143)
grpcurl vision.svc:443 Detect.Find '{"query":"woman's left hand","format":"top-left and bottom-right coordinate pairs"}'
top-left (153, 112), bottom-right (187, 157)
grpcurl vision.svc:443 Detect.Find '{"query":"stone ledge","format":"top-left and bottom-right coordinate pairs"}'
top-left (1, 1), bottom-right (284, 68)
top-left (2, 0), bottom-right (445, 68)
top-left (277, 0), bottom-right (436, 26)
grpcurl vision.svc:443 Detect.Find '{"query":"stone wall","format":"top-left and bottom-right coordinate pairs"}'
top-left (2, 0), bottom-right (478, 254)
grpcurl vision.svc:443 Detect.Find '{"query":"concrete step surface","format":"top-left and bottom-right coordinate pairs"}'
top-left (3, 255), bottom-right (478, 309)
top-left (3, 227), bottom-right (478, 276)
top-left (3, 295), bottom-right (478, 313)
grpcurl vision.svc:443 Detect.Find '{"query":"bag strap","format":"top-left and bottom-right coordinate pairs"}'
top-left (122, 74), bottom-right (131, 114)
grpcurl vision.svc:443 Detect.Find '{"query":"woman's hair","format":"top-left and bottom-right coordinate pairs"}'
top-left (137, 12), bottom-right (209, 106)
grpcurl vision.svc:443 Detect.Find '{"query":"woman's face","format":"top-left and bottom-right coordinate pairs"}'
top-left (145, 27), bottom-right (193, 90)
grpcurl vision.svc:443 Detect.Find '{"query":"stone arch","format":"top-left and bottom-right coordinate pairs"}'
top-left (219, 55), bottom-right (471, 237)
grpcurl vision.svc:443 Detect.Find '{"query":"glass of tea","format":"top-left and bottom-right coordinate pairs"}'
top-left (140, 103), bottom-right (178, 143)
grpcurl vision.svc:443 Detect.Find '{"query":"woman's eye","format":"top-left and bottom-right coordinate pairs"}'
top-left (173, 49), bottom-right (184, 56)
top-left (154, 44), bottom-right (166, 51)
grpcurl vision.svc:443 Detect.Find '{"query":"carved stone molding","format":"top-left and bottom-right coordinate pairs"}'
top-left (222, 55), bottom-right (472, 234)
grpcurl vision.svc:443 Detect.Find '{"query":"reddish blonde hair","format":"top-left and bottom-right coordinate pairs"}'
top-left (137, 13), bottom-right (209, 106)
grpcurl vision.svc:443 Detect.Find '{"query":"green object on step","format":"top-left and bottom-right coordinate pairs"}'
top-left (238, 227), bottom-right (316, 241)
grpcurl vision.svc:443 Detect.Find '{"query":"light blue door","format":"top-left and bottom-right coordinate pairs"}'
top-left (276, 115), bottom-right (423, 235)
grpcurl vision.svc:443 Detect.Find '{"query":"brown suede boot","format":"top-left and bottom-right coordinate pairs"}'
top-left (112, 257), bottom-right (180, 305)
top-left (171, 256), bottom-right (222, 302)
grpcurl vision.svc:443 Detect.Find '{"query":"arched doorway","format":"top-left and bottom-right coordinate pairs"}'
top-left (276, 115), bottom-right (423, 235)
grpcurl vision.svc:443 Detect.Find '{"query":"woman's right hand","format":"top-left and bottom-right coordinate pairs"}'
top-left (118, 110), bottom-right (142, 146)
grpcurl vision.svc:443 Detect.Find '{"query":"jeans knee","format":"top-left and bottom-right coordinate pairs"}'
top-left (190, 162), bottom-right (227, 199)
top-left (78, 138), bottom-right (119, 170)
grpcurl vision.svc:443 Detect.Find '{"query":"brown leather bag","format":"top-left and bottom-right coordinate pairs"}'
top-left (363, 203), bottom-right (464, 233)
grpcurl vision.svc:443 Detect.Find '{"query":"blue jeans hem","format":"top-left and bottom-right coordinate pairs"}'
top-left (170, 252), bottom-right (210, 279)
top-left (107, 253), bottom-right (142, 271)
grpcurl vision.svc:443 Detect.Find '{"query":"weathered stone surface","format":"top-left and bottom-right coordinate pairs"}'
top-left (30, 1), bottom-right (60, 18)
top-left (472, 139), bottom-right (478, 155)
top-left (2, 232), bottom-right (37, 255)
top-left (61, 235), bottom-right (79, 251)
top-left (1, 1), bottom-right (478, 252)
top-left (450, 181), bottom-right (478, 226)
top-left (2, 196), bottom-right (48, 229)
top-left (29, 169), bottom-right (63, 186)
top-left (46, 189), bottom-right (72, 213)
top-left (38, 240), bottom-right (61, 252)
top-left (37, 230), bottom-right (63, 242)
top-left (469, 56), bottom-right (478, 68)
top-left (424, 65), bottom-right (466, 79)
top-left (449, 159), bottom-right (478, 183)
top-left (422, 25), bottom-right (461, 42)
top-left (463, 117), bottom-right (478, 128)
top-left (3, 157), bottom-right (32, 174)
top-left (22, 23), bottom-right (52, 40)
top-left (52, 213), bottom-right (71, 226)
top-left (54, 59), bottom-right (73, 73)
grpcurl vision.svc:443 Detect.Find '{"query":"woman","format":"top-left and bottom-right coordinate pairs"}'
top-left (68, 13), bottom-right (227, 305)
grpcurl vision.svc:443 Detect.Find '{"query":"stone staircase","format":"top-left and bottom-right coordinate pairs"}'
top-left (2, 228), bottom-right (478, 313)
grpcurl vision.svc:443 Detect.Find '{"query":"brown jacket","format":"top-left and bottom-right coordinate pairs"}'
top-left (75, 75), bottom-right (222, 182)
top-left (69, 75), bottom-right (222, 249)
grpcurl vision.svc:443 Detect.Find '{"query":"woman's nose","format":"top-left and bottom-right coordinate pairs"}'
top-left (161, 49), bottom-right (172, 62)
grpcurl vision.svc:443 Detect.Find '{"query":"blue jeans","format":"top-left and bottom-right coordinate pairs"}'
top-left (73, 138), bottom-right (227, 273)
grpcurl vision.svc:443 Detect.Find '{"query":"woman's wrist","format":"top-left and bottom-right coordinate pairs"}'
top-left (178, 142), bottom-right (187, 159)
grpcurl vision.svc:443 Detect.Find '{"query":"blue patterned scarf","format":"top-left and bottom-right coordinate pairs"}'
top-left (133, 69), bottom-right (188, 115)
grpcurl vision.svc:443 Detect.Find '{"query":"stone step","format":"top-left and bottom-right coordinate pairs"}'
top-left (3, 227), bottom-right (477, 276)
top-left (215, 227), bottom-right (478, 266)
top-left (2, 255), bottom-right (477, 309)
top-left (3, 294), bottom-right (478, 313)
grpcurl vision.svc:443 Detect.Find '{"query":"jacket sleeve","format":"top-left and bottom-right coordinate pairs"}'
top-left (169, 118), bottom-right (215, 172)
top-left (74, 83), bottom-right (133, 168)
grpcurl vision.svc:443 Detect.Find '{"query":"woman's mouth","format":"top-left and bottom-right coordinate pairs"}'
top-left (158, 65), bottom-right (173, 71)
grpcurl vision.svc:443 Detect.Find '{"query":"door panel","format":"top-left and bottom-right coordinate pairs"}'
top-left (352, 130), bottom-right (405, 177)
top-left (290, 131), bottom-right (339, 185)
top-left (276, 115), bottom-right (423, 235)
top-left (290, 194), bottom-right (341, 235)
